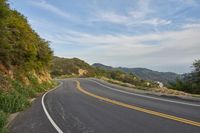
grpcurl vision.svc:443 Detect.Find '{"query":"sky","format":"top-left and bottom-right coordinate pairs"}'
top-left (8, 0), bottom-right (200, 74)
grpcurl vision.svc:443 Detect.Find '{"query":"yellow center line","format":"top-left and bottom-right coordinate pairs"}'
top-left (75, 80), bottom-right (200, 127)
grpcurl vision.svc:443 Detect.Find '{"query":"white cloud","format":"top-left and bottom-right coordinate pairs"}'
top-left (44, 26), bottom-right (200, 73)
top-left (92, 12), bottom-right (129, 25)
top-left (91, 0), bottom-right (171, 26)
top-left (129, 0), bottom-right (153, 19)
top-left (29, 16), bottom-right (199, 73)
top-left (182, 23), bottom-right (200, 28)
top-left (20, 0), bottom-right (198, 73)
top-left (30, 0), bottom-right (72, 19)
top-left (141, 18), bottom-right (171, 25)
top-left (179, 0), bottom-right (197, 5)
top-left (92, 11), bottom-right (171, 26)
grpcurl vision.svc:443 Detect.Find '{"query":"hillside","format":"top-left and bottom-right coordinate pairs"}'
top-left (0, 0), bottom-right (53, 83)
top-left (51, 56), bottom-right (158, 88)
top-left (92, 63), bottom-right (113, 70)
top-left (51, 56), bottom-right (96, 77)
top-left (92, 63), bottom-right (180, 85)
top-left (0, 1), bottom-right (54, 132)
top-left (120, 67), bottom-right (180, 85)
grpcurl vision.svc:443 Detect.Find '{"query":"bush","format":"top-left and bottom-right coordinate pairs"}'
top-left (12, 80), bottom-right (36, 98)
top-left (169, 60), bottom-right (200, 94)
top-left (0, 91), bottom-right (29, 113)
top-left (0, 110), bottom-right (7, 133)
top-left (34, 82), bottom-right (50, 93)
top-left (0, 78), bottom-right (55, 132)
top-left (169, 79), bottom-right (200, 94)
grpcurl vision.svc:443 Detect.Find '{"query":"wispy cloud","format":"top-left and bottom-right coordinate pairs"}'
top-left (40, 24), bottom-right (200, 73)
top-left (140, 18), bottom-right (171, 25)
top-left (182, 23), bottom-right (200, 28)
top-left (179, 0), bottom-right (197, 5)
top-left (30, 0), bottom-right (72, 19)
top-left (91, 0), bottom-right (171, 26)
top-left (92, 11), bottom-right (171, 26)
top-left (129, 0), bottom-right (153, 19)
top-left (91, 11), bottom-right (129, 25)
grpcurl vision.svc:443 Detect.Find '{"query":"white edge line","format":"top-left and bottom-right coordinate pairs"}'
top-left (41, 82), bottom-right (64, 133)
top-left (90, 79), bottom-right (200, 107)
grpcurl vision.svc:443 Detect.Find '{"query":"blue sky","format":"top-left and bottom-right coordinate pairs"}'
top-left (8, 0), bottom-right (200, 73)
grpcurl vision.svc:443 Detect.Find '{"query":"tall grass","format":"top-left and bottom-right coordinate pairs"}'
top-left (0, 91), bottom-right (29, 113)
top-left (0, 110), bottom-right (7, 133)
top-left (0, 75), bottom-right (55, 132)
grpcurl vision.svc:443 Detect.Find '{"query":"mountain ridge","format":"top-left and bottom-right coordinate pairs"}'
top-left (92, 63), bottom-right (180, 85)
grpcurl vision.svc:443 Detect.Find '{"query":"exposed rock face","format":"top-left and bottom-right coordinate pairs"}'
top-left (0, 63), bottom-right (52, 91)
top-left (0, 64), bottom-right (13, 78)
top-left (78, 69), bottom-right (88, 76)
top-left (37, 70), bottom-right (52, 83)
top-left (0, 73), bottom-right (11, 91)
top-left (21, 70), bottom-right (52, 85)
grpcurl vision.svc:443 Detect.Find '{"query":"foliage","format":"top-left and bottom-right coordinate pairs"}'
top-left (102, 70), bottom-right (157, 88)
top-left (191, 59), bottom-right (200, 83)
top-left (0, 0), bottom-right (54, 131)
top-left (169, 59), bottom-right (200, 94)
top-left (0, 0), bottom-right (53, 75)
top-left (0, 110), bottom-right (7, 133)
top-left (0, 75), bottom-right (54, 132)
top-left (0, 73), bottom-right (55, 113)
top-left (51, 56), bottom-right (96, 77)
top-left (0, 91), bottom-right (29, 113)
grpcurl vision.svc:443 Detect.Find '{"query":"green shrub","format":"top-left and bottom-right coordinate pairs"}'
top-left (0, 78), bottom-right (55, 132)
top-left (12, 80), bottom-right (36, 98)
top-left (34, 82), bottom-right (49, 93)
top-left (0, 91), bottom-right (29, 113)
top-left (0, 110), bottom-right (7, 133)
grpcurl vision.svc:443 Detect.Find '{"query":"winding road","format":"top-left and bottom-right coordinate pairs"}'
top-left (9, 78), bottom-right (200, 133)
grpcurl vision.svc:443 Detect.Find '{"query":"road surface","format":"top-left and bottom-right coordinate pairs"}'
top-left (9, 78), bottom-right (200, 133)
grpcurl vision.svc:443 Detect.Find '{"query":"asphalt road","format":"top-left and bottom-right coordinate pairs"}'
top-left (9, 78), bottom-right (200, 133)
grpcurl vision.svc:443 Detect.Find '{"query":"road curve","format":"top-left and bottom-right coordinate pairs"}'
top-left (9, 78), bottom-right (200, 133)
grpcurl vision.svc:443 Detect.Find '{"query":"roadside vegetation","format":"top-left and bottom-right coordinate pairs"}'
top-left (0, 0), bottom-right (54, 132)
top-left (169, 59), bottom-right (200, 94)
top-left (0, 73), bottom-right (55, 133)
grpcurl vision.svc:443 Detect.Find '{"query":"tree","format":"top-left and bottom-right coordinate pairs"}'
top-left (170, 59), bottom-right (200, 94)
top-left (192, 59), bottom-right (200, 83)
top-left (0, 0), bottom-right (53, 76)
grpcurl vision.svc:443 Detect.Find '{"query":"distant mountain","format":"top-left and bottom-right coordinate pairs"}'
top-left (92, 63), bottom-right (114, 70)
top-left (92, 63), bottom-right (180, 85)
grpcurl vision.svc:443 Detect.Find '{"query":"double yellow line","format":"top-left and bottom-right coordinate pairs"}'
top-left (76, 81), bottom-right (200, 127)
